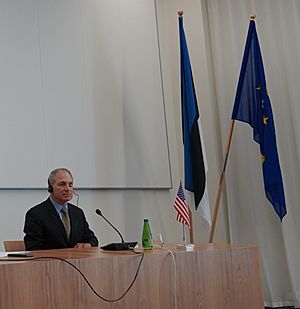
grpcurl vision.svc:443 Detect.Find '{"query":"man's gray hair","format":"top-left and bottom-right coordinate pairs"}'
top-left (48, 168), bottom-right (73, 186)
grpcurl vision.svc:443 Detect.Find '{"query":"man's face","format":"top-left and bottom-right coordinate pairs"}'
top-left (50, 171), bottom-right (73, 205)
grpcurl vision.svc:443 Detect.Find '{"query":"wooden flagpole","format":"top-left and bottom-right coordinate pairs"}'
top-left (209, 14), bottom-right (257, 243)
top-left (189, 207), bottom-right (194, 243)
top-left (209, 120), bottom-right (235, 243)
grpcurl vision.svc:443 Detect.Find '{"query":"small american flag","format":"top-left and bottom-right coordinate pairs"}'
top-left (174, 181), bottom-right (191, 229)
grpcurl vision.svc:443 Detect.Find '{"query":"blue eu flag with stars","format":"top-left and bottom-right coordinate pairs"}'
top-left (231, 19), bottom-right (286, 221)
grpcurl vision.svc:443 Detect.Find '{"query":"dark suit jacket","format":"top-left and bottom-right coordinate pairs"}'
top-left (23, 198), bottom-right (98, 250)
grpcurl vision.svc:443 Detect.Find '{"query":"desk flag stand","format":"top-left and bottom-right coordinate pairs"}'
top-left (173, 180), bottom-right (195, 251)
top-left (177, 223), bottom-right (195, 251)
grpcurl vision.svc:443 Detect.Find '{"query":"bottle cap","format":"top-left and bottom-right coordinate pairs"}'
top-left (144, 218), bottom-right (149, 222)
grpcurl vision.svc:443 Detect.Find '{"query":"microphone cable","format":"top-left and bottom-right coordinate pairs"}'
top-left (159, 247), bottom-right (178, 309)
top-left (0, 250), bottom-right (144, 303)
top-left (73, 191), bottom-right (80, 206)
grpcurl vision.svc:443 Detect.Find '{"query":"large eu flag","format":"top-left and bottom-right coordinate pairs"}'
top-left (179, 16), bottom-right (205, 210)
top-left (231, 20), bottom-right (286, 220)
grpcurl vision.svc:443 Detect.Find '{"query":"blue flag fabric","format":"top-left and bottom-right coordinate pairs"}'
top-left (179, 16), bottom-right (205, 209)
top-left (231, 20), bottom-right (286, 220)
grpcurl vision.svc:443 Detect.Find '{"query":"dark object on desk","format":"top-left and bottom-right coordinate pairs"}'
top-left (101, 242), bottom-right (137, 251)
top-left (7, 251), bottom-right (33, 257)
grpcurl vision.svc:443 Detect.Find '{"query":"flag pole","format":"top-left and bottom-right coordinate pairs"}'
top-left (209, 14), bottom-right (260, 243)
top-left (182, 223), bottom-right (186, 245)
top-left (209, 119), bottom-right (235, 242)
top-left (189, 208), bottom-right (194, 243)
top-left (178, 9), bottom-right (195, 244)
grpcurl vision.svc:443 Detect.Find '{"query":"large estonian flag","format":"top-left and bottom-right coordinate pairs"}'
top-left (231, 19), bottom-right (287, 221)
top-left (179, 14), bottom-right (211, 225)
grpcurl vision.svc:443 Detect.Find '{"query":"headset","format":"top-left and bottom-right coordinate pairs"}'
top-left (48, 178), bottom-right (79, 205)
top-left (47, 169), bottom-right (79, 205)
top-left (47, 179), bottom-right (53, 193)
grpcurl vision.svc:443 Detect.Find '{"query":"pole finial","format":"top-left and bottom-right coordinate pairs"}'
top-left (178, 10), bottom-right (184, 17)
top-left (250, 13), bottom-right (256, 20)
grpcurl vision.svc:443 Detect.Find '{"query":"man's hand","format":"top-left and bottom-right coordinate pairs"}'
top-left (74, 243), bottom-right (92, 248)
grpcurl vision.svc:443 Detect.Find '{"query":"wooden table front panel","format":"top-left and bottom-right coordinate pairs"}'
top-left (0, 244), bottom-right (264, 309)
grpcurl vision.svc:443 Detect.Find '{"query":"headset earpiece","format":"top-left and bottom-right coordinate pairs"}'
top-left (47, 179), bottom-right (53, 193)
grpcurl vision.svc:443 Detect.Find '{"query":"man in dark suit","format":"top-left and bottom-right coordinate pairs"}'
top-left (24, 168), bottom-right (98, 250)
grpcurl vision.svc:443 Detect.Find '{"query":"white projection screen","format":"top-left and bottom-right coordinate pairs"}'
top-left (0, 0), bottom-right (171, 188)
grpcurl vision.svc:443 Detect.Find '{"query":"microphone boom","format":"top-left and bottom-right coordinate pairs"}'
top-left (95, 209), bottom-right (137, 251)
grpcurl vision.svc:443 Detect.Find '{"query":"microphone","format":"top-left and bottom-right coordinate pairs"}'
top-left (95, 209), bottom-right (124, 243)
top-left (95, 209), bottom-right (137, 250)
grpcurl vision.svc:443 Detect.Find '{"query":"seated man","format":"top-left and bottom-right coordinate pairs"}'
top-left (24, 168), bottom-right (98, 250)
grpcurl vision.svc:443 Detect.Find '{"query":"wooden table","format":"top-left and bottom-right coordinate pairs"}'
top-left (0, 243), bottom-right (264, 309)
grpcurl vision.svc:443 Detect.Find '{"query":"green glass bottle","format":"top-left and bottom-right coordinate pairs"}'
top-left (142, 218), bottom-right (153, 249)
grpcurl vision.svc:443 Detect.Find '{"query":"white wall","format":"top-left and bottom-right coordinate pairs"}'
top-left (0, 0), bottom-right (171, 189)
top-left (0, 0), bottom-right (229, 250)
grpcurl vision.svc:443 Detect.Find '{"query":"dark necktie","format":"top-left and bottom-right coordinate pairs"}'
top-left (61, 206), bottom-right (71, 239)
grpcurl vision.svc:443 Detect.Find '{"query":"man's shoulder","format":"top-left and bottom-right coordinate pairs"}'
top-left (27, 199), bottom-right (52, 214)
